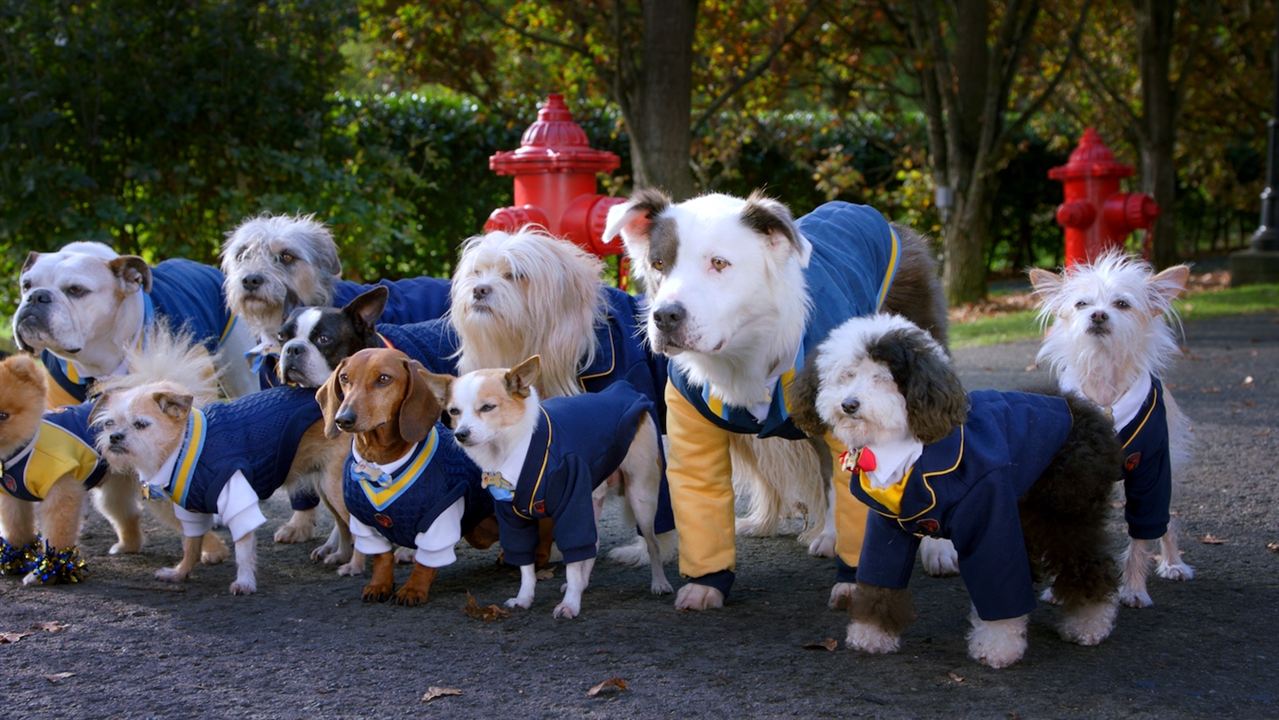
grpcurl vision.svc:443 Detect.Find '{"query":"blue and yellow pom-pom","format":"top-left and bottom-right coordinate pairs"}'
top-left (27, 538), bottom-right (88, 584)
top-left (0, 536), bottom-right (39, 576)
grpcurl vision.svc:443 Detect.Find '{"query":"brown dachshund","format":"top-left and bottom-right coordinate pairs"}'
top-left (316, 348), bottom-right (499, 606)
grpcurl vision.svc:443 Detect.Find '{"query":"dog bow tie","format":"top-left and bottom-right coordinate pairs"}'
top-left (351, 461), bottom-right (391, 488)
top-left (839, 447), bottom-right (877, 474)
top-left (140, 481), bottom-right (171, 502)
top-left (482, 471), bottom-right (515, 502)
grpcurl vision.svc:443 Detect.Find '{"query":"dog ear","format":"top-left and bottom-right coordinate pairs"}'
top-left (152, 391), bottom-right (193, 421)
top-left (602, 188), bottom-right (671, 251)
top-left (343, 286), bottom-right (389, 333)
top-left (1, 353), bottom-right (46, 390)
top-left (1027, 267), bottom-right (1063, 297)
top-left (869, 327), bottom-right (968, 444)
top-left (300, 215), bottom-right (343, 277)
top-left (505, 355), bottom-right (541, 398)
top-left (742, 191), bottom-right (812, 267)
top-left (397, 359), bottom-right (438, 446)
top-left (786, 362), bottom-right (828, 438)
top-left (21, 251), bottom-right (40, 274)
top-left (1149, 264), bottom-right (1189, 312)
top-left (108, 256), bottom-right (153, 294)
top-left (422, 372), bottom-right (454, 408)
top-left (315, 359), bottom-right (347, 439)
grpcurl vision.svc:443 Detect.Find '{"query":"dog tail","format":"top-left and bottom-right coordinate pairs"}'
top-left (94, 321), bottom-right (222, 406)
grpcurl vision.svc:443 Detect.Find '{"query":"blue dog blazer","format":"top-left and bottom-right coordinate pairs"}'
top-left (144, 387), bottom-right (320, 514)
top-left (1116, 375), bottom-right (1173, 540)
top-left (488, 382), bottom-right (656, 567)
top-left (669, 202), bottom-right (901, 440)
top-left (0, 403), bottom-right (106, 502)
top-left (851, 391), bottom-right (1075, 621)
top-left (43, 259), bottom-right (237, 404)
top-left (342, 425), bottom-right (492, 552)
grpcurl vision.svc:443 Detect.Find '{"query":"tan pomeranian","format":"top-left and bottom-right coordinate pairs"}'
top-left (427, 356), bottom-right (670, 618)
top-left (0, 353), bottom-right (142, 584)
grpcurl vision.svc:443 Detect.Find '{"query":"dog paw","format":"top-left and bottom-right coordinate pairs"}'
top-left (967, 616), bottom-right (1028, 669)
top-left (828, 582), bottom-right (856, 610)
top-left (311, 546), bottom-right (350, 566)
top-left (337, 559), bottom-right (364, 577)
top-left (1059, 601), bottom-right (1117, 646)
top-left (919, 537), bottom-right (960, 577)
top-left (109, 538), bottom-right (143, 555)
top-left (229, 578), bottom-right (257, 596)
top-left (1119, 586), bottom-right (1154, 608)
top-left (674, 583), bottom-right (724, 611)
top-left (394, 585), bottom-right (429, 607)
top-left (154, 567), bottom-right (189, 583)
top-left (552, 600), bottom-right (581, 619)
top-left (200, 535), bottom-right (230, 565)
top-left (651, 576), bottom-right (674, 595)
top-left (505, 596), bottom-right (533, 610)
top-left (845, 620), bottom-right (901, 654)
top-left (393, 546), bottom-right (415, 564)
top-left (1156, 560), bottom-right (1195, 581)
top-left (606, 537), bottom-right (651, 567)
top-left (362, 583), bottom-right (394, 603)
top-left (807, 532), bottom-right (836, 558)
top-left (734, 516), bottom-right (777, 538)
top-left (272, 522), bottom-right (314, 544)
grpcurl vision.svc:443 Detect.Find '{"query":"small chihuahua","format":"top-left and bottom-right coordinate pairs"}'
top-left (1031, 251), bottom-right (1195, 608)
top-left (427, 356), bottom-right (671, 618)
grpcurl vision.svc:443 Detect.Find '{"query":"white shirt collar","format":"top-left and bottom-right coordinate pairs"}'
top-left (350, 440), bottom-right (420, 476)
top-left (747, 338), bottom-right (804, 423)
top-left (494, 434), bottom-right (534, 489)
top-left (862, 438), bottom-right (925, 490)
top-left (1060, 373), bottom-right (1151, 430)
top-left (144, 443), bottom-right (183, 495)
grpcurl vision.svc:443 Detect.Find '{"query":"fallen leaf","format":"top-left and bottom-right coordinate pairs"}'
top-left (802, 638), bottom-right (838, 652)
top-left (462, 592), bottom-right (510, 622)
top-left (43, 672), bottom-right (75, 683)
top-left (1200, 534), bottom-right (1227, 545)
top-left (947, 671), bottom-right (966, 683)
top-left (1243, 375), bottom-right (1254, 386)
top-left (421, 687), bottom-right (462, 703)
top-left (1266, 542), bottom-right (1278, 554)
top-left (32, 621), bottom-right (67, 633)
top-left (587, 677), bottom-right (628, 697)
top-left (0, 631), bottom-right (34, 644)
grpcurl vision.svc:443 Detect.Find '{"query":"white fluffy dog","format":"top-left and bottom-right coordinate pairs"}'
top-left (1031, 252), bottom-right (1195, 608)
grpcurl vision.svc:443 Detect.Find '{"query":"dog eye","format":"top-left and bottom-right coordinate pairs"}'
top-left (479, 403), bottom-right (496, 413)
top-left (1113, 299), bottom-right (1131, 310)
top-left (132, 419), bottom-right (150, 430)
top-left (21, 280), bottom-right (31, 291)
top-left (502, 271), bottom-right (514, 281)
top-left (317, 335), bottom-right (330, 345)
top-left (65, 285), bottom-right (88, 298)
top-left (710, 256), bottom-right (730, 272)
top-left (650, 258), bottom-right (665, 271)
top-left (1073, 300), bottom-right (1088, 309)
top-left (0, 411), bottom-right (9, 422)
top-left (277, 252), bottom-right (295, 266)
top-left (376, 374), bottom-right (391, 385)
top-left (101, 418), bottom-right (114, 428)
top-left (338, 374), bottom-right (349, 385)
top-left (447, 407), bottom-right (460, 416)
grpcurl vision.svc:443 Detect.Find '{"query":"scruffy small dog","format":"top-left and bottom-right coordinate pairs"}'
top-left (0, 354), bottom-right (141, 584)
top-left (429, 356), bottom-right (671, 618)
top-left (793, 314), bottom-right (1121, 668)
top-left (316, 348), bottom-right (497, 606)
top-left (1031, 252), bottom-right (1195, 608)
top-left (95, 376), bottom-right (351, 594)
top-left (449, 227), bottom-right (676, 565)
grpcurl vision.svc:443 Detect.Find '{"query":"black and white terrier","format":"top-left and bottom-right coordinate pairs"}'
top-left (1031, 252), bottom-right (1195, 608)
top-left (791, 314), bottom-right (1121, 668)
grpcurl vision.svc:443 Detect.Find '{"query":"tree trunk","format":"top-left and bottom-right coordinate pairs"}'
top-left (943, 176), bottom-right (995, 304)
top-left (624, 0), bottom-right (698, 200)
top-left (1137, 0), bottom-right (1179, 268)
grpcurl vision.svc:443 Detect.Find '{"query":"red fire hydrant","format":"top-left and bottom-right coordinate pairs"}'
top-left (485, 94), bottom-right (626, 260)
top-left (1048, 128), bottom-right (1160, 266)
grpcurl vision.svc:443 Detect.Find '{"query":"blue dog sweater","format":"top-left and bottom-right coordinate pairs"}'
top-left (1117, 376), bottom-right (1173, 540)
top-left (334, 277), bottom-right (452, 326)
top-left (43, 259), bottom-right (237, 403)
top-left (145, 387), bottom-right (320, 514)
top-left (1, 402), bottom-right (106, 502)
top-left (851, 391), bottom-right (1075, 621)
top-left (669, 202), bottom-right (901, 440)
top-left (488, 382), bottom-right (656, 567)
top-left (342, 425), bottom-right (492, 552)
top-left (376, 319), bottom-right (461, 376)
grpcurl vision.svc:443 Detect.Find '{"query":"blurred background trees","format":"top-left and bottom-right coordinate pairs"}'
top-left (1, 0), bottom-right (1272, 308)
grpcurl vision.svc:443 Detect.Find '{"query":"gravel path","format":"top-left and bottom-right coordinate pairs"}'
top-left (3, 312), bottom-right (1276, 719)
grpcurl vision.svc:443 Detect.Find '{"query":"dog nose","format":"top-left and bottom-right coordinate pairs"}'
top-left (30, 289), bottom-right (53, 304)
top-left (652, 303), bottom-right (687, 333)
top-left (454, 427), bottom-right (471, 443)
top-left (285, 343), bottom-right (303, 358)
top-left (1090, 310), bottom-right (1109, 325)
top-left (109, 431), bottom-right (125, 445)
top-left (242, 274), bottom-right (266, 291)
top-left (472, 284), bottom-right (491, 301)
top-left (841, 398), bottom-right (861, 416)
top-left (334, 408), bottom-right (356, 430)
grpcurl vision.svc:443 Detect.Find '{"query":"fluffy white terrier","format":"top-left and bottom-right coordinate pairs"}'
top-left (1031, 252), bottom-right (1195, 608)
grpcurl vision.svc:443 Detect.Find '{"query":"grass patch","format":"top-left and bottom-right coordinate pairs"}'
top-left (952, 283), bottom-right (1279, 349)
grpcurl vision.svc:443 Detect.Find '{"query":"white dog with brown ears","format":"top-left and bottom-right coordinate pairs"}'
top-left (1031, 251), bottom-right (1195, 608)
top-left (448, 227), bottom-right (677, 565)
top-left (604, 189), bottom-right (949, 610)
